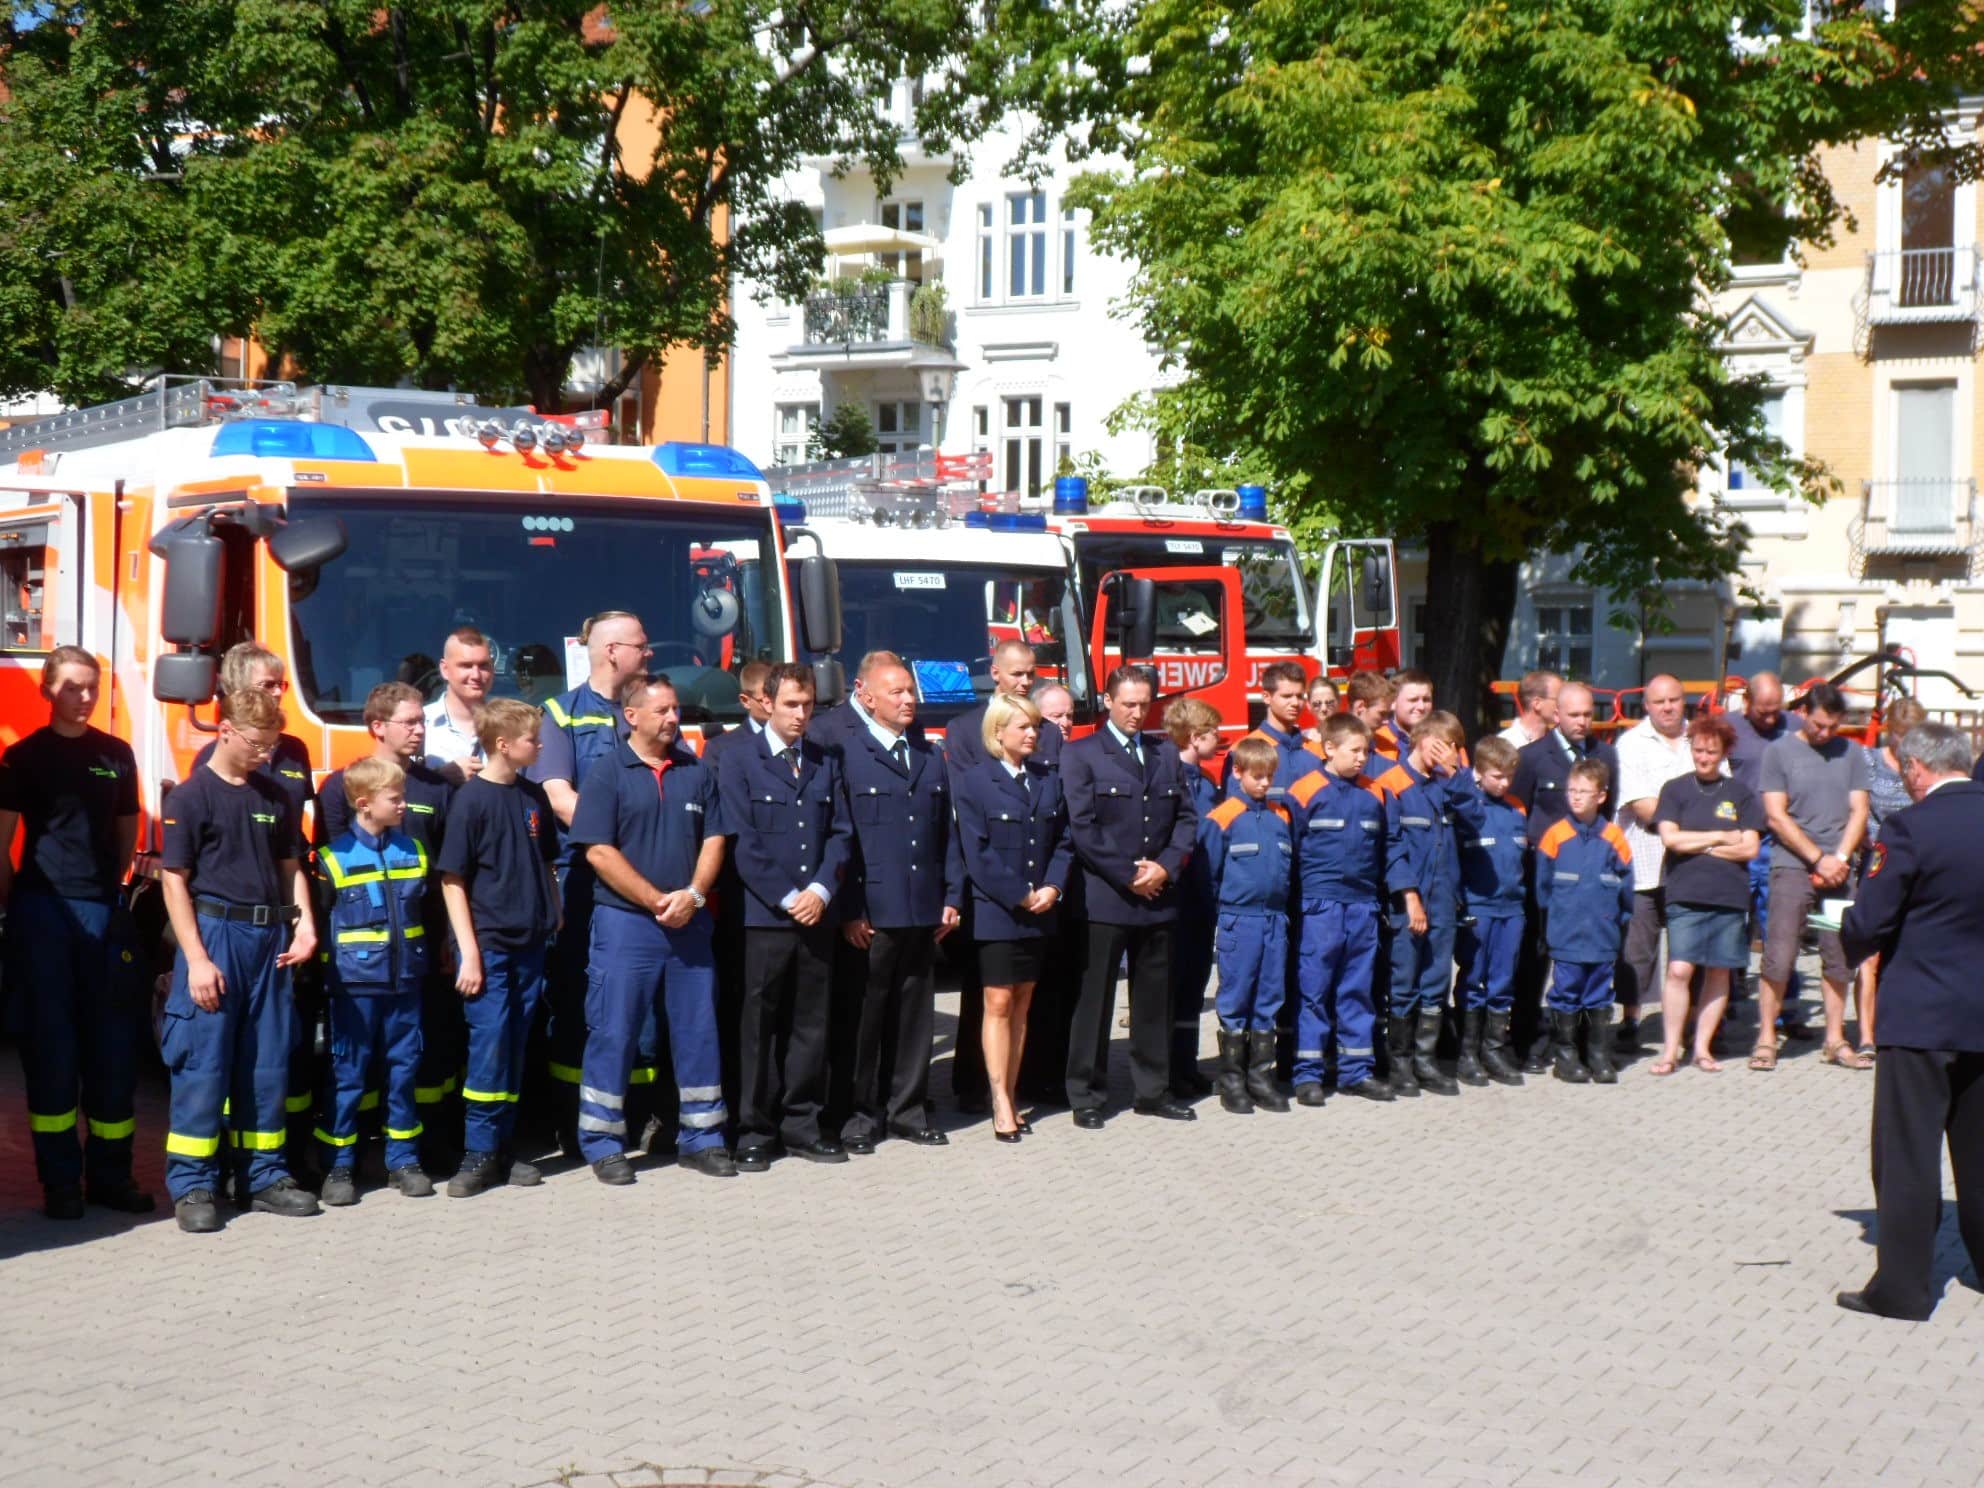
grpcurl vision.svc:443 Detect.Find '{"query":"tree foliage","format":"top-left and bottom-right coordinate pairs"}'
top-left (0, 0), bottom-right (994, 409)
top-left (997, 0), bottom-right (1984, 721)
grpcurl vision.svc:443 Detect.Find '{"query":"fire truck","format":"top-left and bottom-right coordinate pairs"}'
top-left (0, 377), bottom-right (840, 859)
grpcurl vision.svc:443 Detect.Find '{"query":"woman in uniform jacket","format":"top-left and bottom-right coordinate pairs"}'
top-left (952, 692), bottom-right (1073, 1142)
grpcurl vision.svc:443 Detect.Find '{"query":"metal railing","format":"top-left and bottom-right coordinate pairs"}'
top-left (1865, 246), bottom-right (1981, 322)
top-left (802, 283), bottom-right (896, 345)
top-left (1851, 477), bottom-right (1979, 578)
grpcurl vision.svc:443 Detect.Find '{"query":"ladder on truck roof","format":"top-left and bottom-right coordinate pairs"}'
top-left (0, 376), bottom-right (498, 463)
top-left (765, 449), bottom-right (992, 520)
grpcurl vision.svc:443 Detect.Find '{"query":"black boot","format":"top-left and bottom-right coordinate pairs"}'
top-left (1414, 1006), bottom-right (1459, 1095)
top-left (1216, 1029), bottom-right (1253, 1114)
top-left (1584, 1011), bottom-right (1618, 1084)
top-left (1480, 1011), bottom-right (1525, 1086)
top-left (1386, 1016), bottom-right (1420, 1097)
top-left (1245, 1030), bottom-right (1290, 1112)
top-left (1455, 1009), bottom-right (1490, 1087)
top-left (1551, 1011), bottom-right (1591, 1084)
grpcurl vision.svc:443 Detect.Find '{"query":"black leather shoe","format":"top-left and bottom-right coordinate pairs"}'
top-left (319, 1166), bottom-right (359, 1206)
top-left (841, 1132), bottom-right (878, 1155)
top-left (502, 1156), bottom-right (543, 1187)
top-left (592, 1153), bottom-right (636, 1186)
top-left (175, 1189), bottom-right (223, 1233)
top-left (734, 1146), bottom-right (775, 1172)
top-left (1132, 1100), bottom-right (1197, 1122)
top-left (680, 1148), bottom-right (738, 1178)
top-left (788, 1139), bottom-right (849, 1164)
top-left (1338, 1077), bottom-right (1395, 1102)
top-left (1171, 1070), bottom-right (1215, 1099)
top-left (1072, 1108), bottom-right (1106, 1130)
top-left (86, 1180), bottom-right (157, 1214)
top-left (1294, 1082), bottom-right (1328, 1107)
top-left (888, 1124), bottom-right (949, 1146)
top-left (388, 1165), bottom-right (435, 1198)
top-left (994, 1127), bottom-right (1023, 1144)
top-left (249, 1176), bottom-right (322, 1217)
top-left (43, 1187), bottom-right (84, 1221)
top-left (1835, 1289), bottom-right (1931, 1321)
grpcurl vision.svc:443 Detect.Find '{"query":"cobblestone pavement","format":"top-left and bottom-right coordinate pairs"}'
top-left (3, 966), bottom-right (1981, 1488)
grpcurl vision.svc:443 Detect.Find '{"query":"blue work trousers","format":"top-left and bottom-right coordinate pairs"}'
top-left (318, 991), bottom-right (423, 1173)
top-left (1213, 910), bottom-right (1287, 1034)
top-left (1549, 959), bottom-right (1616, 1013)
top-left (160, 916), bottom-right (293, 1202)
top-left (414, 974), bottom-right (464, 1145)
top-left (9, 893), bottom-right (143, 1192)
top-left (578, 907), bottom-right (723, 1162)
top-left (1295, 901), bottom-right (1379, 1087)
top-left (1458, 914), bottom-right (1524, 1014)
top-left (1387, 912), bottom-right (1457, 1019)
top-left (461, 942), bottom-right (545, 1156)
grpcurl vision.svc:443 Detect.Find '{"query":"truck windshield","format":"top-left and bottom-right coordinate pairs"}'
top-left (1073, 532), bottom-right (1313, 647)
top-left (286, 493), bottom-right (785, 726)
top-left (814, 560), bottom-right (1077, 723)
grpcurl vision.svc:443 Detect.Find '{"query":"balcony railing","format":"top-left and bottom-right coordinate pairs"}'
top-left (803, 283), bottom-right (896, 345)
top-left (1851, 478), bottom-right (1979, 574)
top-left (1865, 246), bottom-right (1981, 324)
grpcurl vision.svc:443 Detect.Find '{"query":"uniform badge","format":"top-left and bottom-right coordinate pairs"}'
top-left (1714, 799), bottom-right (1737, 822)
top-left (1867, 842), bottom-right (1887, 878)
top-left (526, 809), bottom-right (540, 838)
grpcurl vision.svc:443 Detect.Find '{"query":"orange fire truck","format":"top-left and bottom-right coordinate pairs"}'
top-left (0, 378), bottom-right (838, 874)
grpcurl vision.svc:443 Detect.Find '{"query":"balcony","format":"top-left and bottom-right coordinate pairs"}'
top-left (787, 277), bottom-right (954, 372)
top-left (1864, 246), bottom-right (1981, 325)
top-left (1851, 477), bottom-right (1980, 574)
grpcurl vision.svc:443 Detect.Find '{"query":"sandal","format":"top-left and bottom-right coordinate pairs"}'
top-left (1748, 1044), bottom-right (1778, 1072)
top-left (1823, 1040), bottom-right (1874, 1070)
top-left (1693, 1053), bottom-right (1723, 1073)
top-left (1648, 1055), bottom-right (1679, 1077)
top-left (1858, 1044), bottom-right (1877, 1061)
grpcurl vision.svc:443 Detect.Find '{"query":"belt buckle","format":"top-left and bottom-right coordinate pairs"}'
top-left (252, 904), bottom-right (273, 927)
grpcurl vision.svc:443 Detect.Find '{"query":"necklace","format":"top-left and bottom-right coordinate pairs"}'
top-left (1692, 774), bottom-right (1722, 794)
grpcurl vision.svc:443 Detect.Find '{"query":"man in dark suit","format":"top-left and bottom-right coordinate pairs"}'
top-left (1060, 665), bottom-right (1202, 1126)
top-left (699, 658), bottom-right (772, 1135)
top-left (837, 661), bottom-right (964, 1151)
top-left (717, 662), bottom-right (855, 1168)
top-left (1839, 722), bottom-right (1984, 1320)
top-left (1507, 681), bottom-right (1619, 1070)
top-left (943, 640), bottom-right (1063, 1112)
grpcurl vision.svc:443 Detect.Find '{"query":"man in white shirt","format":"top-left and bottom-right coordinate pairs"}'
top-left (1612, 675), bottom-right (1694, 1048)
top-left (1497, 670), bottom-right (1562, 748)
top-left (423, 626), bottom-right (494, 782)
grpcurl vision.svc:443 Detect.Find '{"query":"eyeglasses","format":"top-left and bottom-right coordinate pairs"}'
top-left (255, 679), bottom-right (290, 696)
top-left (606, 641), bottom-right (653, 657)
top-left (234, 733), bottom-right (280, 758)
top-left (386, 714), bottom-right (426, 730)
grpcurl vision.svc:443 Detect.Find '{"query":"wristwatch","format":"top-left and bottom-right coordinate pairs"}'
top-left (688, 888), bottom-right (707, 910)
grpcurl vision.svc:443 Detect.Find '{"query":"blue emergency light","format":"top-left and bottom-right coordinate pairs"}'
top-left (773, 499), bottom-right (807, 526)
top-left (1053, 475), bottom-right (1089, 515)
top-left (211, 420), bottom-right (377, 462)
top-left (1235, 483), bottom-right (1269, 521)
top-left (651, 442), bottom-right (766, 481)
top-left (990, 512), bottom-right (1047, 532)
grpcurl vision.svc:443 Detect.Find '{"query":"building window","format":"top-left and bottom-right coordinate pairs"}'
top-left (1727, 389), bottom-right (1785, 492)
top-left (774, 402), bottom-right (819, 466)
top-left (1899, 160), bottom-right (1957, 307)
top-left (1002, 396), bottom-right (1045, 498)
top-left (1061, 207), bottom-right (1078, 294)
top-left (1053, 401), bottom-right (1072, 474)
top-left (875, 400), bottom-right (925, 455)
top-left (1007, 191), bottom-right (1047, 299)
top-left (881, 200), bottom-right (925, 283)
top-left (977, 204), bottom-right (994, 301)
top-left (1893, 382), bottom-right (1957, 532)
top-left (1536, 603), bottom-right (1594, 679)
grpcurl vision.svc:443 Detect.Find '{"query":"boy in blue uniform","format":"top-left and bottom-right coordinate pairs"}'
top-left (1166, 699), bottom-right (1224, 1099)
top-left (438, 698), bottom-right (562, 1196)
top-left (1285, 714), bottom-right (1394, 1105)
top-left (1374, 712), bottom-right (1466, 1097)
top-left (1535, 759), bottom-right (1635, 1085)
top-left (316, 757), bottom-right (434, 1204)
top-left (159, 688), bottom-right (322, 1233)
top-left (1448, 735), bottom-right (1529, 1087)
top-left (1200, 737), bottom-right (1293, 1114)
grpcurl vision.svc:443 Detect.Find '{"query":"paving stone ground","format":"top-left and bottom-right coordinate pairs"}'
top-left (3, 958), bottom-right (1981, 1488)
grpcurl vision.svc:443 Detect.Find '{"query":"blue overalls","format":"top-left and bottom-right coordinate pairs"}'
top-left (1449, 771), bottom-right (1530, 1014)
top-left (1286, 768), bottom-right (1389, 1087)
top-left (1172, 765), bottom-right (1223, 1073)
top-left (316, 828), bottom-right (429, 1173)
top-left (1200, 791), bottom-right (1293, 1030)
top-left (1537, 816), bottom-right (1635, 1010)
top-left (1377, 760), bottom-right (1460, 1018)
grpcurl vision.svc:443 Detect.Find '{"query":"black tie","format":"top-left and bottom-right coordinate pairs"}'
top-left (1019, 767), bottom-right (1031, 797)
top-left (1125, 735), bottom-right (1142, 768)
top-left (784, 746), bottom-right (800, 778)
top-left (890, 739), bottom-right (908, 775)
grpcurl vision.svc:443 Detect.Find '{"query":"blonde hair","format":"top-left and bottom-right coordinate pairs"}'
top-left (1229, 736), bottom-right (1278, 779)
top-left (1882, 697), bottom-right (1929, 745)
top-left (982, 691), bottom-right (1043, 754)
top-left (219, 642), bottom-right (283, 695)
top-left (342, 755), bottom-right (405, 808)
top-left (475, 698), bottom-right (541, 752)
top-left (40, 645), bottom-right (99, 692)
top-left (1163, 696), bottom-right (1222, 747)
top-left (219, 687), bottom-right (283, 732)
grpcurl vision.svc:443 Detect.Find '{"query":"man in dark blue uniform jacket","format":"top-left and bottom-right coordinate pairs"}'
top-left (1060, 666), bottom-right (1201, 1126)
top-left (1839, 723), bottom-right (1984, 1320)
top-left (944, 641), bottom-right (1065, 774)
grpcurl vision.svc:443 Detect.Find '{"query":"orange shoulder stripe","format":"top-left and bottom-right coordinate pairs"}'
top-left (1286, 770), bottom-right (1325, 807)
top-left (1537, 818), bottom-right (1577, 858)
top-left (1373, 765), bottom-right (1413, 797)
top-left (1208, 797), bottom-right (1248, 829)
top-left (1505, 796), bottom-right (1527, 815)
top-left (1270, 803), bottom-right (1291, 825)
top-left (1601, 822), bottom-right (1633, 865)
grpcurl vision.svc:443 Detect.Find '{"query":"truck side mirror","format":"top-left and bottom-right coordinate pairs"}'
top-left (799, 554), bottom-right (843, 655)
top-left (1361, 552), bottom-right (1390, 618)
top-left (811, 655), bottom-right (847, 707)
top-left (1117, 575), bottom-right (1158, 662)
top-left (154, 651), bottom-right (217, 705)
top-left (148, 518), bottom-right (224, 648)
top-left (269, 515), bottom-right (348, 574)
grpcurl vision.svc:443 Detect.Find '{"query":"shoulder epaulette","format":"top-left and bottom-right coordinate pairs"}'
top-left (1537, 818), bottom-right (1577, 858)
top-left (1354, 773), bottom-right (1388, 803)
top-left (1373, 765), bottom-right (1414, 798)
top-left (1504, 795), bottom-right (1527, 815)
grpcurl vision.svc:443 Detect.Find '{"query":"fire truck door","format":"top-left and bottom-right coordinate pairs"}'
top-left (1088, 566), bottom-right (1246, 727)
top-left (1316, 538), bottom-right (1399, 675)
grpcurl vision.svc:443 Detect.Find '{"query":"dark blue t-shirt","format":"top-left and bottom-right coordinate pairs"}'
top-left (317, 758), bottom-right (454, 854)
top-left (0, 725), bottom-right (140, 900)
top-left (569, 739), bottom-right (720, 915)
top-left (193, 733), bottom-right (315, 834)
top-left (436, 774), bottom-right (559, 946)
top-left (161, 763), bottom-right (305, 906)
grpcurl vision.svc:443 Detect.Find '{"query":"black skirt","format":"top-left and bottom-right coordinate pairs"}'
top-left (977, 937), bottom-right (1045, 987)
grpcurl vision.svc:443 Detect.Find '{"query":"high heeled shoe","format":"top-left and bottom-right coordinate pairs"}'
top-left (993, 1125), bottom-right (1023, 1144)
top-left (1014, 1116), bottom-right (1034, 1134)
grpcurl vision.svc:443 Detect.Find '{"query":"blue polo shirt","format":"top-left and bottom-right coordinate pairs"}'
top-left (568, 738), bottom-right (719, 915)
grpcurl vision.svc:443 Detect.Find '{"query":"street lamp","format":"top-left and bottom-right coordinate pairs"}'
top-left (906, 346), bottom-right (966, 449)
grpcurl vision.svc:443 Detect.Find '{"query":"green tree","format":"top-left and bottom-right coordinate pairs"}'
top-left (0, 0), bottom-right (993, 410)
top-left (998, 0), bottom-right (1984, 731)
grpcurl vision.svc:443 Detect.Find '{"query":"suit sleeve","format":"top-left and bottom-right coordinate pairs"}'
top-left (1508, 746), bottom-right (1538, 811)
top-left (1384, 789), bottom-right (1418, 898)
top-left (1042, 781), bottom-right (1073, 894)
top-left (1063, 745), bottom-right (1136, 893)
top-left (817, 752), bottom-right (855, 897)
top-left (316, 774), bottom-right (351, 848)
top-left (953, 775), bottom-right (1032, 910)
top-left (837, 766), bottom-right (868, 922)
top-left (944, 710), bottom-right (985, 772)
top-left (938, 758), bottom-right (965, 912)
top-left (1534, 838), bottom-right (1556, 916)
top-left (1157, 752), bottom-right (1199, 879)
top-left (718, 757), bottom-right (807, 907)
top-left (1842, 812), bottom-right (1915, 967)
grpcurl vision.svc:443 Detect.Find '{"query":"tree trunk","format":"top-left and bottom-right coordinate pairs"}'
top-left (1420, 519), bottom-right (1520, 743)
